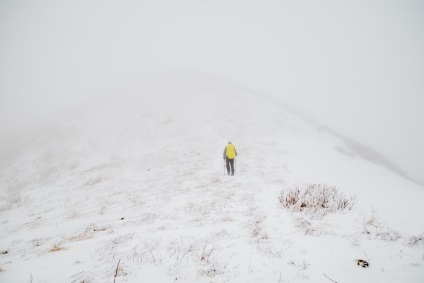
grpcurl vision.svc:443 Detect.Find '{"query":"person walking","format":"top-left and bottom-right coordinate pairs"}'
top-left (223, 142), bottom-right (237, 176)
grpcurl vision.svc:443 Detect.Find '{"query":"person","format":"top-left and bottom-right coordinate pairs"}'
top-left (223, 142), bottom-right (237, 175)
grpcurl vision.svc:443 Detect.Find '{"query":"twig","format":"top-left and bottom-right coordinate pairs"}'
top-left (323, 273), bottom-right (337, 283)
top-left (113, 259), bottom-right (121, 283)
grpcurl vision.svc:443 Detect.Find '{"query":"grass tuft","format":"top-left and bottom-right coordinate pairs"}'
top-left (279, 184), bottom-right (356, 219)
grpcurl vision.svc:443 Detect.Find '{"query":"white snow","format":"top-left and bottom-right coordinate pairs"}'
top-left (1, 73), bottom-right (423, 282)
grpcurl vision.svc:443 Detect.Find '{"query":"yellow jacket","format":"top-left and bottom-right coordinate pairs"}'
top-left (223, 143), bottom-right (237, 159)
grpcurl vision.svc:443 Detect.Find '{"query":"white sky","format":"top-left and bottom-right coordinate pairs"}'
top-left (1, 0), bottom-right (423, 184)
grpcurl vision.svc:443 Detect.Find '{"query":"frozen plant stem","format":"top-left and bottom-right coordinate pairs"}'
top-left (113, 259), bottom-right (121, 283)
top-left (323, 273), bottom-right (338, 283)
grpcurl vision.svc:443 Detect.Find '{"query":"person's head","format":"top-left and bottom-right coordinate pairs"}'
top-left (228, 141), bottom-right (232, 144)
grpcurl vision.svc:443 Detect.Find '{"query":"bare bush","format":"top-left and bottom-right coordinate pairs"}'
top-left (279, 184), bottom-right (356, 219)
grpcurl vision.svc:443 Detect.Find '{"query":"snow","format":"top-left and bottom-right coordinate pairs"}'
top-left (1, 73), bottom-right (423, 282)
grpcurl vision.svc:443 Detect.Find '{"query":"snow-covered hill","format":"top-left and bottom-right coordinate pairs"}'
top-left (1, 72), bottom-right (423, 282)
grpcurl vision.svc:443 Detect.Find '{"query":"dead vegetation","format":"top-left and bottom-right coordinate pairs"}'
top-left (198, 265), bottom-right (223, 277)
top-left (407, 233), bottom-right (424, 246)
top-left (70, 271), bottom-right (94, 283)
top-left (362, 215), bottom-right (401, 242)
top-left (49, 243), bottom-right (68, 252)
top-left (279, 184), bottom-right (356, 219)
top-left (293, 217), bottom-right (323, 236)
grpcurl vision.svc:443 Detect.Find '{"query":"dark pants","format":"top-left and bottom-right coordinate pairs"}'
top-left (226, 158), bottom-right (235, 175)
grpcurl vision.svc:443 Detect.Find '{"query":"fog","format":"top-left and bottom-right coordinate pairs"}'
top-left (1, 1), bottom-right (423, 185)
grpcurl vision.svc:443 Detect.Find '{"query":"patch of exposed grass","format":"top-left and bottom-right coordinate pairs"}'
top-left (49, 243), bottom-right (68, 253)
top-left (279, 184), bottom-right (356, 219)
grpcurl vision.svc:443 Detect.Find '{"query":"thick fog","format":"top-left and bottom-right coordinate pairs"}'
top-left (1, 1), bottom-right (423, 185)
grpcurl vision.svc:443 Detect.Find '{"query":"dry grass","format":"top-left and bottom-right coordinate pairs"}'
top-left (362, 214), bottom-right (402, 242)
top-left (198, 266), bottom-right (223, 277)
top-left (279, 184), bottom-right (356, 219)
top-left (49, 243), bottom-right (68, 252)
top-left (70, 271), bottom-right (94, 283)
top-left (293, 217), bottom-right (322, 236)
top-left (408, 233), bottom-right (424, 246)
top-left (68, 232), bottom-right (94, 242)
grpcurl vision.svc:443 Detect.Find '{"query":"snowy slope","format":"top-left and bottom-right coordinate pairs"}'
top-left (1, 72), bottom-right (423, 282)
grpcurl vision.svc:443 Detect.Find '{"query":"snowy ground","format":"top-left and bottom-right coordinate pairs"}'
top-left (1, 73), bottom-right (423, 282)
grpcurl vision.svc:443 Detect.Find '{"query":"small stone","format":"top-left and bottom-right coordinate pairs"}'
top-left (356, 259), bottom-right (369, 268)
